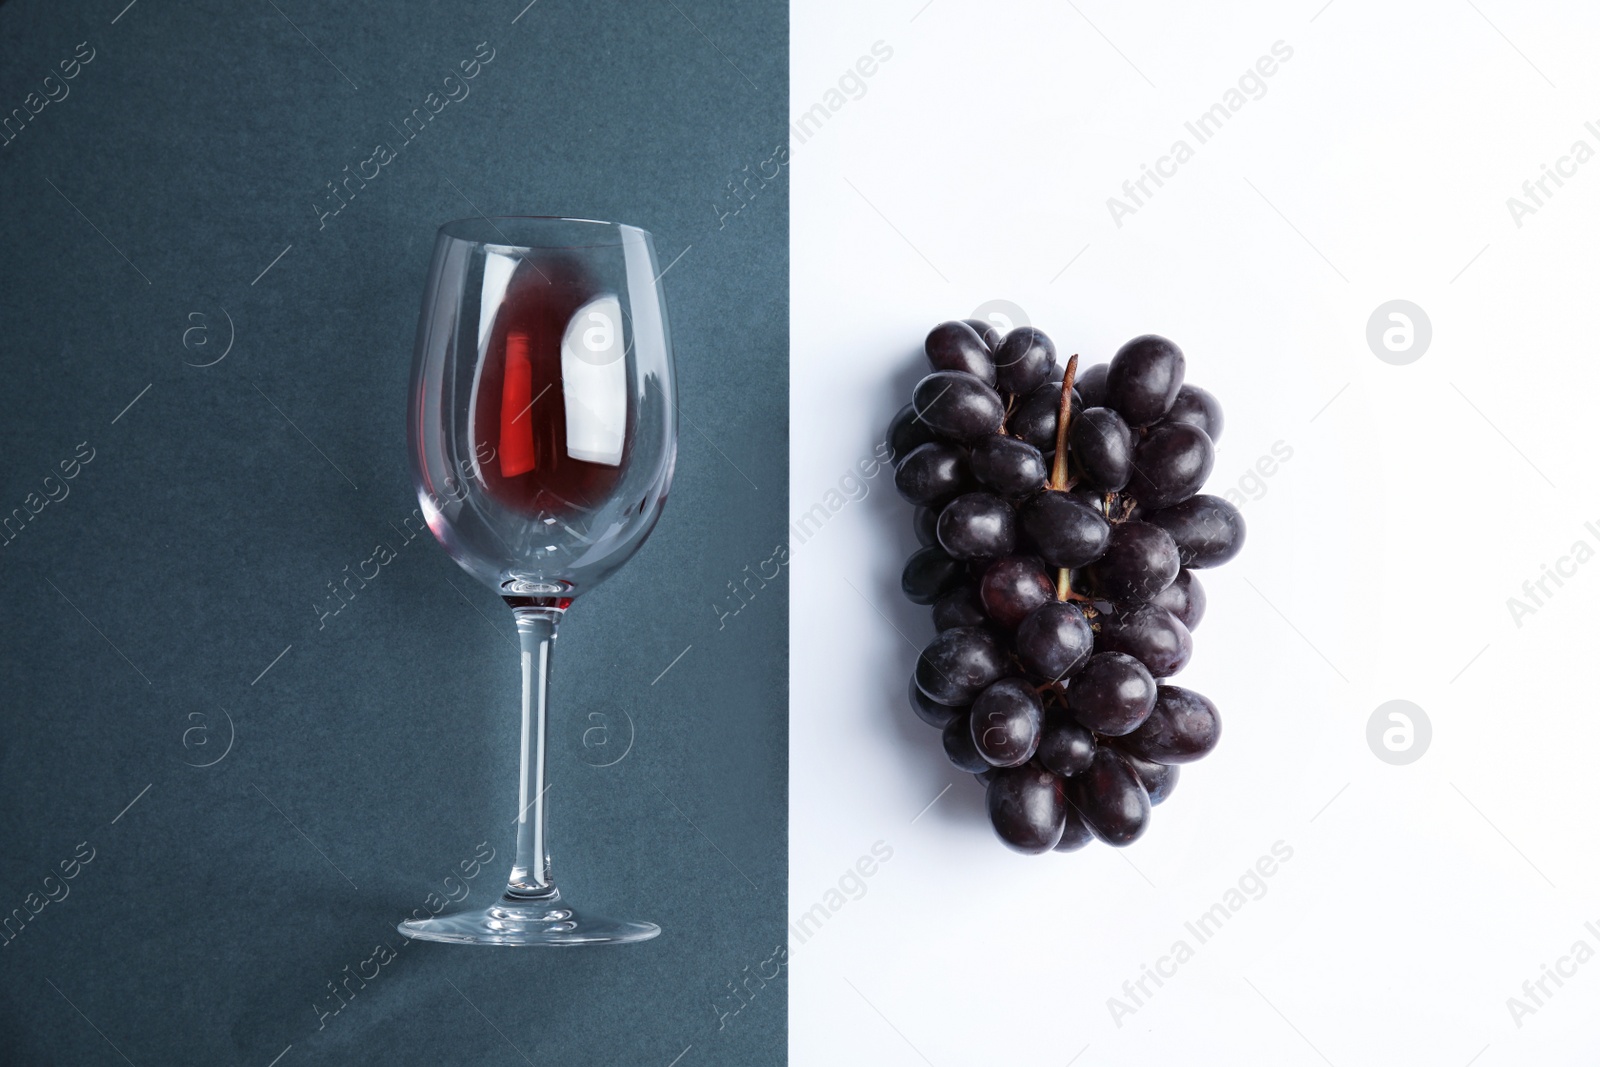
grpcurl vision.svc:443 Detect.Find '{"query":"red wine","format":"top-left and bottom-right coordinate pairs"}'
top-left (472, 256), bottom-right (627, 516)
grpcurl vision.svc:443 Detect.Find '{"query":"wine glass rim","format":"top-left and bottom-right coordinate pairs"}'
top-left (438, 215), bottom-right (652, 248)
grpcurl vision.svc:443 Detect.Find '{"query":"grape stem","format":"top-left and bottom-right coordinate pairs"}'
top-left (1049, 355), bottom-right (1093, 603)
top-left (1048, 354), bottom-right (1077, 492)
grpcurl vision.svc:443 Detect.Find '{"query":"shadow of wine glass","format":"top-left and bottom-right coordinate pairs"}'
top-left (221, 565), bottom-right (611, 1059)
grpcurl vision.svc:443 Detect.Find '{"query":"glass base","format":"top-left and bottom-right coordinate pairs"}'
top-left (396, 890), bottom-right (660, 947)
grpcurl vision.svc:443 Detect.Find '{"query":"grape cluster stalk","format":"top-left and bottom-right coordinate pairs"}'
top-left (890, 319), bottom-right (1245, 853)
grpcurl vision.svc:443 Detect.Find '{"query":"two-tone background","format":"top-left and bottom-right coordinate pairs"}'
top-left (6, 0), bottom-right (1600, 1064)
top-left (0, 1), bottom-right (785, 1064)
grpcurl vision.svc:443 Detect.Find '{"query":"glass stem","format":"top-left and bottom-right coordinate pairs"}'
top-left (506, 606), bottom-right (563, 901)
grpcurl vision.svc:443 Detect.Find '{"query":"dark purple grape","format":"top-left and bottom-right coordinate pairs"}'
top-left (994, 328), bottom-right (1057, 395)
top-left (1121, 686), bottom-right (1220, 764)
top-left (1145, 495), bottom-right (1245, 569)
top-left (1010, 381), bottom-right (1079, 452)
top-left (1119, 752), bottom-right (1180, 805)
top-left (970, 435), bottom-right (1047, 496)
top-left (1053, 803), bottom-right (1094, 851)
top-left (1037, 702), bottom-right (1096, 776)
top-left (1075, 362), bottom-right (1110, 408)
top-left (1067, 747), bottom-right (1151, 847)
top-left (979, 556), bottom-right (1056, 629)
top-left (901, 545), bottom-right (963, 605)
top-left (916, 626), bottom-right (1008, 705)
top-left (925, 321), bottom-right (996, 384)
top-left (962, 318), bottom-right (1002, 352)
top-left (1067, 482), bottom-right (1109, 514)
top-left (969, 678), bottom-right (1044, 767)
top-left (931, 584), bottom-right (986, 630)
top-left (1009, 385), bottom-right (1057, 453)
top-left (913, 505), bottom-right (939, 547)
top-left (913, 372), bottom-right (1005, 441)
top-left (936, 492), bottom-right (1016, 561)
top-left (1149, 568), bottom-right (1205, 630)
top-left (887, 403), bottom-right (937, 463)
top-left (986, 765), bottom-right (1067, 854)
top-left (1018, 491), bottom-right (1110, 569)
top-left (1076, 521), bottom-right (1179, 603)
top-left (1068, 407), bottom-right (1135, 492)
top-left (1126, 421), bottom-right (1214, 510)
top-left (1065, 651), bottom-right (1156, 736)
top-left (909, 675), bottom-right (963, 728)
top-left (894, 442), bottom-right (971, 506)
top-left (943, 712), bottom-right (990, 773)
top-left (1165, 383), bottom-right (1223, 443)
top-left (1015, 601), bottom-right (1093, 682)
top-left (1094, 604), bottom-right (1193, 678)
top-left (1106, 335), bottom-right (1184, 427)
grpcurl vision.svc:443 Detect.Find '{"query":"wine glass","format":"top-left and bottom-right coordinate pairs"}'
top-left (398, 216), bottom-right (676, 945)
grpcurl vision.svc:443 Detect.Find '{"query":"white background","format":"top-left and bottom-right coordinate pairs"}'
top-left (791, 2), bottom-right (1600, 1064)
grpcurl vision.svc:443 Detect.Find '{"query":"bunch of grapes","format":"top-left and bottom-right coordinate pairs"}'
top-left (889, 319), bottom-right (1245, 854)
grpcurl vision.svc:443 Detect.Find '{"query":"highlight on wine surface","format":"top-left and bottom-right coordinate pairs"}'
top-left (409, 217), bottom-right (677, 604)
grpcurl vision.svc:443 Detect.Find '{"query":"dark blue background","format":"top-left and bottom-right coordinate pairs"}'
top-left (0, 1), bottom-right (788, 1063)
